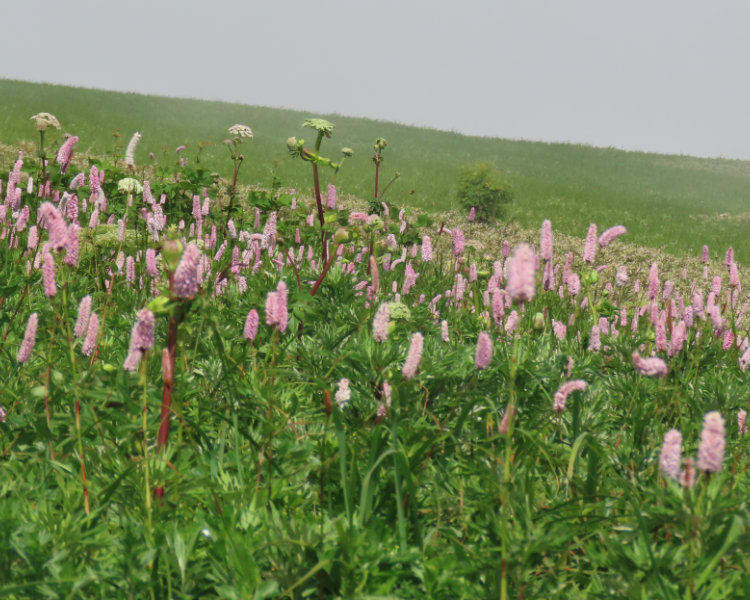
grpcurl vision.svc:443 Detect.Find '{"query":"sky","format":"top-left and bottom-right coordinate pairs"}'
top-left (3, 0), bottom-right (750, 159)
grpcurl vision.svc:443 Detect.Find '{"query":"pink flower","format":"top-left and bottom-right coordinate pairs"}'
top-left (274, 281), bottom-right (288, 333)
top-left (552, 319), bottom-right (566, 340)
top-left (503, 310), bottom-right (519, 334)
top-left (696, 411), bottom-right (725, 473)
top-left (567, 273), bottom-right (580, 297)
top-left (451, 228), bottom-right (464, 257)
top-left (582, 223), bottom-right (597, 263)
top-left (42, 251), bottom-right (56, 297)
top-left (540, 219), bottom-right (553, 261)
top-left (588, 325), bottom-right (601, 352)
top-left (402, 332), bottom-right (424, 380)
top-left (146, 248), bottom-right (158, 276)
top-left (421, 236), bottom-right (433, 262)
top-left (475, 332), bottom-right (492, 369)
top-left (373, 303), bottom-right (390, 342)
top-left (81, 312), bottom-right (99, 357)
top-left (56, 135), bottom-right (79, 174)
top-left (173, 244), bottom-right (201, 298)
top-left (738, 409), bottom-right (747, 435)
top-left (327, 184), bottom-right (337, 210)
top-left (648, 263), bottom-right (659, 301)
top-left (725, 247), bottom-right (734, 267)
top-left (37, 202), bottom-right (67, 250)
top-left (505, 244), bottom-right (537, 303)
top-left (74, 295), bottom-right (92, 338)
top-left (130, 309), bottom-right (155, 352)
top-left (659, 429), bottom-right (682, 481)
top-left (468, 207), bottom-right (475, 222)
top-left (441, 320), bottom-right (450, 342)
top-left (17, 312), bottom-right (38, 363)
top-left (597, 225), bottom-right (626, 248)
top-left (553, 380), bottom-right (586, 413)
top-left (668, 320), bottom-right (686, 357)
top-left (61, 223), bottom-right (79, 267)
top-left (701, 245), bottom-right (709, 264)
top-left (244, 309), bottom-right (259, 342)
top-left (632, 352), bottom-right (667, 377)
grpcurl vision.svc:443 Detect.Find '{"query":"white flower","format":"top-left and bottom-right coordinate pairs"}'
top-left (228, 124), bottom-right (253, 139)
top-left (30, 112), bottom-right (61, 132)
top-left (125, 132), bottom-right (142, 167)
top-left (118, 178), bottom-right (144, 194)
top-left (335, 378), bottom-right (351, 408)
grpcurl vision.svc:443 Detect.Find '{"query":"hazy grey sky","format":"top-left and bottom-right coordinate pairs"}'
top-left (4, 0), bottom-right (750, 159)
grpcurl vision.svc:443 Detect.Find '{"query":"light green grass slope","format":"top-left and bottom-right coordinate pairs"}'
top-left (2, 78), bottom-right (750, 261)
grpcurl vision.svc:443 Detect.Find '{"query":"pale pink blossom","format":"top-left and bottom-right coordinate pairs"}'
top-left (506, 244), bottom-right (537, 302)
top-left (697, 411), bottom-right (725, 473)
top-left (632, 352), bottom-right (667, 377)
top-left (17, 313), bottom-right (38, 363)
top-left (659, 429), bottom-right (682, 481)
top-left (475, 332), bottom-right (493, 369)
top-left (402, 332), bottom-right (424, 380)
top-left (597, 225), bottom-right (626, 247)
top-left (553, 380), bottom-right (587, 413)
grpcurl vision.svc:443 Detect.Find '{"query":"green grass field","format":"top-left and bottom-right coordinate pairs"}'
top-left (2, 78), bottom-right (750, 262)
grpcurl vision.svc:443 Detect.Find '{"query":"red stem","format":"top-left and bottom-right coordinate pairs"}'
top-left (310, 244), bottom-right (342, 297)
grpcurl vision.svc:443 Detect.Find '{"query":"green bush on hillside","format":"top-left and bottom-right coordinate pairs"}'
top-left (455, 161), bottom-right (513, 222)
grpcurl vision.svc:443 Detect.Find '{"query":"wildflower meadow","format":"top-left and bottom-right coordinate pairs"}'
top-left (1, 112), bottom-right (749, 599)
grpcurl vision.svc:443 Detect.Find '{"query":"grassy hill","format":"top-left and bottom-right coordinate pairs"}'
top-left (2, 78), bottom-right (750, 261)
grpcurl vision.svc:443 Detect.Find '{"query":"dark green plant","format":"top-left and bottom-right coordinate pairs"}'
top-left (455, 161), bottom-right (513, 222)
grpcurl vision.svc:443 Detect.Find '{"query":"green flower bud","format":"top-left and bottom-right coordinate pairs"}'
top-left (388, 302), bottom-right (411, 321)
top-left (333, 228), bottom-right (349, 244)
top-left (533, 312), bottom-right (545, 330)
top-left (161, 239), bottom-right (183, 271)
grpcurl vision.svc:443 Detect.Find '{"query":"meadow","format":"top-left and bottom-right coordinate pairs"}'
top-left (3, 79), bottom-right (750, 261)
top-left (0, 103), bottom-right (749, 598)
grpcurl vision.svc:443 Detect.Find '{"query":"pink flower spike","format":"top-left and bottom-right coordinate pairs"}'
top-left (697, 411), bottom-right (725, 473)
top-left (738, 409), bottom-right (747, 435)
top-left (42, 252), bottom-right (56, 297)
top-left (553, 379), bottom-right (586, 413)
top-left (540, 219), bottom-right (553, 261)
top-left (632, 352), bottom-right (667, 378)
top-left (475, 332), bottom-right (493, 369)
top-left (659, 429), bottom-right (682, 481)
top-left (244, 309), bottom-right (259, 342)
top-left (274, 281), bottom-right (289, 333)
top-left (402, 332), bottom-right (424, 380)
top-left (17, 313), bottom-right (38, 363)
top-left (701, 245), bottom-right (709, 264)
top-left (597, 225), bottom-right (626, 248)
top-left (582, 224), bottom-right (597, 263)
top-left (81, 312), bottom-right (99, 357)
top-left (74, 295), bottom-right (92, 338)
top-left (506, 244), bottom-right (537, 303)
top-left (173, 243), bottom-right (201, 298)
top-left (373, 303), bottom-right (390, 342)
top-left (56, 135), bottom-right (79, 174)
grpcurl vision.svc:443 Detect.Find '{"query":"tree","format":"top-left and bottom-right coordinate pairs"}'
top-left (455, 161), bottom-right (513, 222)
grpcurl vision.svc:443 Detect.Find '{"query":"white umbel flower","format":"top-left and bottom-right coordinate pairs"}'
top-left (30, 112), bottom-right (61, 132)
top-left (228, 124), bottom-right (253, 138)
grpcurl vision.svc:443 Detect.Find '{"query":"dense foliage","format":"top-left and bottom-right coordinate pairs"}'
top-left (0, 119), bottom-right (749, 599)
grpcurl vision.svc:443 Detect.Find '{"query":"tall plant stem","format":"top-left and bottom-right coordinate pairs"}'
top-left (374, 161), bottom-right (380, 200)
top-left (154, 276), bottom-right (180, 500)
top-left (310, 244), bottom-right (342, 297)
top-left (311, 162), bottom-right (328, 264)
top-left (61, 283), bottom-right (90, 515)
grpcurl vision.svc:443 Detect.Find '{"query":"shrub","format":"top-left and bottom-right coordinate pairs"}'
top-left (455, 161), bottom-right (513, 222)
